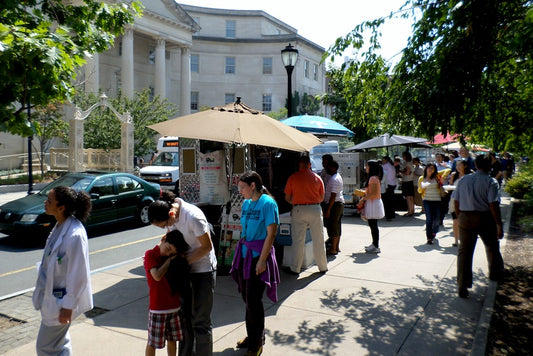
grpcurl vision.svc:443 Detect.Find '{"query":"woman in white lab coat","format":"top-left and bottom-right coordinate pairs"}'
top-left (33, 186), bottom-right (93, 355)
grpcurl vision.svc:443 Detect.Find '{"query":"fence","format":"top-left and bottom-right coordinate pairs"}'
top-left (49, 148), bottom-right (121, 171)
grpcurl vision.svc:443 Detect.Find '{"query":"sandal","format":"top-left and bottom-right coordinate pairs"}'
top-left (236, 337), bottom-right (249, 349)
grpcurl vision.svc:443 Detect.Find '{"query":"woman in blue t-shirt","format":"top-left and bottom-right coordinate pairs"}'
top-left (230, 171), bottom-right (279, 356)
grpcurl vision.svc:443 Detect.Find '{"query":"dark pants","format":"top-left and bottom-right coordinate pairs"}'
top-left (368, 219), bottom-right (379, 247)
top-left (423, 200), bottom-right (441, 240)
top-left (439, 192), bottom-right (451, 224)
top-left (383, 185), bottom-right (396, 219)
top-left (179, 271), bottom-right (215, 356)
top-left (457, 211), bottom-right (504, 290)
top-left (238, 257), bottom-right (266, 351)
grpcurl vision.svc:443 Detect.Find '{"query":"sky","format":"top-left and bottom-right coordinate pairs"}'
top-left (179, 0), bottom-right (417, 66)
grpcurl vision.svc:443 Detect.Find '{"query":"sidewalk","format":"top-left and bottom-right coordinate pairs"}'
top-left (0, 198), bottom-right (510, 355)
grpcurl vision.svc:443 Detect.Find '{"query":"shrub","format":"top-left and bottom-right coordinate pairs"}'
top-left (505, 162), bottom-right (533, 199)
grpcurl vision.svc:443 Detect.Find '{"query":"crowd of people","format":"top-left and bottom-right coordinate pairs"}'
top-left (31, 147), bottom-right (512, 355)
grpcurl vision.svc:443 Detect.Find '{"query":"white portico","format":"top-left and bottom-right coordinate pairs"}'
top-left (86, 0), bottom-right (198, 117)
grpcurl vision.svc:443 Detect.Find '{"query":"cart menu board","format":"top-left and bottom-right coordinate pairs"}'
top-left (198, 150), bottom-right (229, 204)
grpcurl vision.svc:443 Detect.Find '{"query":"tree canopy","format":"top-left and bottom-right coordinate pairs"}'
top-left (0, 0), bottom-right (142, 137)
top-left (324, 0), bottom-right (533, 155)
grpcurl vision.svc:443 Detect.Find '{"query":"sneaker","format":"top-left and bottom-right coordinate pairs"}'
top-left (364, 244), bottom-right (374, 251)
top-left (245, 346), bottom-right (263, 356)
top-left (366, 245), bottom-right (380, 253)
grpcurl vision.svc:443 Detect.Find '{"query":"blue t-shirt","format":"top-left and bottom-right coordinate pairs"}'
top-left (240, 194), bottom-right (279, 258)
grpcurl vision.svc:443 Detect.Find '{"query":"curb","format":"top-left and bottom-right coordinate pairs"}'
top-left (0, 183), bottom-right (47, 194)
top-left (470, 197), bottom-right (512, 356)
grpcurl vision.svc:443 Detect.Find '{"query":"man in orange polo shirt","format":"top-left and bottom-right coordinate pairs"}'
top-left (284, 155), bottom-right (328, 274)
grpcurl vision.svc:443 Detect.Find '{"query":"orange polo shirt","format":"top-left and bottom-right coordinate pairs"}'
top-left (284, 168), bottom-right (325, 204)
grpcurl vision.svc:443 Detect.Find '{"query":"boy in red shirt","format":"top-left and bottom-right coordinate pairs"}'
top-left (144, 230), bottom-right (186, 356)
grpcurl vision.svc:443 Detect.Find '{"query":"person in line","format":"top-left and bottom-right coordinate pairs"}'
top-left (452, 147), bottom-right (476, 172)
top-left (33, 186), bottom-right (93, 356)
top-left (320, 154), bottom-right (334, 251)
top-left (454, 154), bottom-right (504, 298)
top-left (230, 171), bottom-right (280, 356)
top-left (148, 191), bottom-right (217, 356)
top-left (448, 160), bottom-right (471, 247)
top-left (323, 160), bottom-right (345, 255)
top-left (381, 156), bottom-right (397, 221)
top-left (144, 230), bottom-right (188, 356)
top-left (284, 155), bottom-right (328, 274)
top-left (435, 153), bottom-right (452, 226)
top-left (418, 164), bottom-right (451, 244)
top-left (412, 157), bottom-right (425, 213)
top-left (489, 152), bottom-right (503, 187)
top-left (359, 160), bottom-right (385, 253)
top-left (400, 151), bottom-right (415, 216)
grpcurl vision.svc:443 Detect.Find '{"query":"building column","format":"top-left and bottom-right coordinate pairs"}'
top-left (155, 38), bottom-right (166, 99)
top-left (121, 27), bottom-right (134, 98)
top-left (180, 46), bottom-right (191, 116)
top-left (84, 52), bottom-right (99, 94)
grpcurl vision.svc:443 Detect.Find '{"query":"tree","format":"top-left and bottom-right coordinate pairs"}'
top-left (0, 0), bottom-right (142, 137)
top-left (32, 102), bottom-right (69, 176)
top-left (72, 89), bottom-right (177, 157)
top-left (325, 0), bottom-right (533, 155)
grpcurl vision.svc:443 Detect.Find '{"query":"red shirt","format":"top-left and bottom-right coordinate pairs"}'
top-left (284, 168), bottom-right (325, 204)
top-left (144, 245), bottom-right (180, 311)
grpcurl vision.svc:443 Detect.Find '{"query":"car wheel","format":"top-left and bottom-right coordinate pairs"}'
top-left (138, 202), bottom-right (151, 225)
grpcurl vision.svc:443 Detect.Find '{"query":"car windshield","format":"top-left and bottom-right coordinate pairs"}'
top-left (152, 152), bottom-right (179, 167)
top-left (39, 176), bottom-right (95, 195)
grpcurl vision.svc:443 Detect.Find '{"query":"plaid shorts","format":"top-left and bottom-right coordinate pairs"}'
top-left (147, 310), bottom-right (182, 349)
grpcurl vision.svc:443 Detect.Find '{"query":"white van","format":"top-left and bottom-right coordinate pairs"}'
top-left (140, 136), bottom-right (180, 189)
top-left (309, 140), bottom-right (340, 173)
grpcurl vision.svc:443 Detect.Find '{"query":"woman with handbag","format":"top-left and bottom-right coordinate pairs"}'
top-left (418, 164), bottom-right (451, 244)
top-left (360, 160), bottom-right (385, 253)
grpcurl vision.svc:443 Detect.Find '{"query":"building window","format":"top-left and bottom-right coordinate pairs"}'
top-left (225, 93), bottom-right (235, 104)
top-left (191, 91), bottom-right (199, 111)
top-left (262, 57), bottom-right (272, 74)
top-left (225, 57), bottom-right (235, 74)
top-left (149, 49), bottom-right (155, 64)
top-left (313, 64), bottom-right (318, 81)
top-left (304, 60), bottom-right (309, 78)
top-left (226, 20), bottom-right (236, 38)
top-left (191, 54), bottom-right (199, 73)
top-left (262, 94), bottom-right (272, 112)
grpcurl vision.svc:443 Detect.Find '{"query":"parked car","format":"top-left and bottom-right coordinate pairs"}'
top-left (0, 172), bottom-right (162, 239)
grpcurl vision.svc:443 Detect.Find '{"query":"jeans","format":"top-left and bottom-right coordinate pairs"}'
top-left (179, 271), bottom-right (216, 356)
top-left (423, 200), bottom-right (441, 240)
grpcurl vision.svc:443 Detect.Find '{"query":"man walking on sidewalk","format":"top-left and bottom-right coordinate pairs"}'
top-left (453, 154), bottom-right (504, 298)
top-left (284, 155), bottom-right (328, 274)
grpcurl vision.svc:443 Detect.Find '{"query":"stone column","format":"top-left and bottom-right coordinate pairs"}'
top-left (180, 46), bottom-right (191, 116)
top-left (69, 113), bottom-right (84, 172)
top-left (120, 114), bottom-right (134, 172)
top-left (121, 28), bottom-right (134, 98)
top-left (84, 52), bottom-right (99, 94)
top-left (155, 38), bottom-right (166, 99)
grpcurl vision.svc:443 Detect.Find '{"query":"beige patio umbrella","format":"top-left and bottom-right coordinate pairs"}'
top-left (148, 98), bottom-right (322, 152)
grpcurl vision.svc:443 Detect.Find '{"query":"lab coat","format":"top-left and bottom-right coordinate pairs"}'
top-left (33, 216), bottom-right (93, 326)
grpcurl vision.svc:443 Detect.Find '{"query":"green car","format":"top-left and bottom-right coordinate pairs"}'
top-left (0, 172), bottom-right (162, 239)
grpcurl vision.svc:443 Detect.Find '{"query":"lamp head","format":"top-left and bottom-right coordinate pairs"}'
top-left (281, 43), bottom-right (299, 67)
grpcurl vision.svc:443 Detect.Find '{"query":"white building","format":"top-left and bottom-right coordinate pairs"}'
top-left (181, 4), bottom-right (327, 113)
top-left (0, 1), bottom-right (327, 170)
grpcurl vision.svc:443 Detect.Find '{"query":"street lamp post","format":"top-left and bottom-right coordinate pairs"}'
top-left (281, 43), bottom-right (299, 118)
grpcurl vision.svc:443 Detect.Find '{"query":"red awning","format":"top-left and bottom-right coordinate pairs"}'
top-left (428, 132), bottom-right (459, 145)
